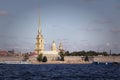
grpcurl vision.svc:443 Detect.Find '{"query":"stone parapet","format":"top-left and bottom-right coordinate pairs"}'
top-left (94, 56), bottom-right (120, 62)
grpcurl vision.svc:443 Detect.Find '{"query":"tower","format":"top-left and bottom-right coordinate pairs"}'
top-left (51, 41), bottom-right (57, 52)
top-left (59, 42), bottom-right (63, 51)
top-left (35, 9), bottom-right (44, 54)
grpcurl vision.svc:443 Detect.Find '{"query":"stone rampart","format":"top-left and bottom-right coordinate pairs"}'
top-left (93, 56), bottom-right (120, 62)
top-left (0, 56), bottom-right (23, 62)
top-left (64, 56), bottom-right (84, 63)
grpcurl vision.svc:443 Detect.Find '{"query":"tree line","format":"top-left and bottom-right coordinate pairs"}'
top-left (64, 50), bottom-right (120, 56)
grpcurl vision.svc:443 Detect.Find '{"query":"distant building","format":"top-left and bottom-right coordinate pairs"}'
top-left (0, 50), bottom-right (8, 56)
top-left (8, 49), bottom-right (15, 54)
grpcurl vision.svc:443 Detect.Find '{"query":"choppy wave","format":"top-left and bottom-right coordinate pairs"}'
top-left (0, 64), bottom-right (120, 80)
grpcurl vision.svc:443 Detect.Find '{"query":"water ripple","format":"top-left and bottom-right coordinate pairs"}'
top-left (0, 64), bottom-right (120, 80)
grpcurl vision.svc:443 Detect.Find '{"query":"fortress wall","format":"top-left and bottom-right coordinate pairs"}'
top-left (64, 56), bottom-right (120, 63)
top-left (64, 56), bottom-right (84, 62)
top-left (0, 56), bottom-right (23, 62)
top-left (1, 55), bottom-right (120, 63)
top-left (93, 56), bottom-right (120, 62)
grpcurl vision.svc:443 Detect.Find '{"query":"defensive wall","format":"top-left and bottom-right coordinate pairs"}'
top-left (0, 56), bottom-right (120, 63)
top-left (0, 56), bottom-right (23, 62)
top-left (65, 56), bottom-right (120, 63)
top-left (93, 56), bottom-right (120, 62)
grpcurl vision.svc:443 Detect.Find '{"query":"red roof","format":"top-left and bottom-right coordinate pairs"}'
top-left (30, 52), bottom-right (37, 56)
top-left (0, 50), bottom-right (8, 56)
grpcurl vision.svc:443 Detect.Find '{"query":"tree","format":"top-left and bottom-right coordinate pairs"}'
top-left (23, 53), bottom-right (29, 61)
top-left (65, 51), bottom-right (70, 56)
top-left (84, 56), bottom-right (89, 62)
top-left (37, 53), bottom-right (43, 62)
top-left (42, 56), bottom-right (47, 62)
top-left (59, 51), bottom-right (65, 61)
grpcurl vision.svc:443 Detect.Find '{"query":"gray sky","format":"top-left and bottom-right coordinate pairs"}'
top-left (0, 0), bottom-right (120, 53)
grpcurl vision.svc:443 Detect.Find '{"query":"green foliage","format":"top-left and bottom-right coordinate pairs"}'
top-left (65, 51), bottom-right (70, 56)
top-left (42, 56), bottom-right (47, 62)
top-left (59, 51), bottom-right (65, 61)
top-left (23, 53), bottom-right (29, 61)
top-left (65, 50), bottom-right (109, 56)
top-left (101, 52), bottom-right (109, 56)
top-left (61, 56), bottom-right (64, 61)
top-left (84, 56), bottom-right (89, 62)
top-left (37, 54), bottom-right (43, 62)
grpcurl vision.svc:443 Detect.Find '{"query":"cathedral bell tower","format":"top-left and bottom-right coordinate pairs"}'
top-left (51, 41), bottom-right (57, 52)
top-left (35, 9), bottom-right (44, 54)
top-left (59, 42), bottom-right (63, 51)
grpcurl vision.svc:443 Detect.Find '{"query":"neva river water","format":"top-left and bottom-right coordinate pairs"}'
top-left (0, 64), bottom-right (120, 80)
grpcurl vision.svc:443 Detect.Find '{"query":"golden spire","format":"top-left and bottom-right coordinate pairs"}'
top-left (38, 8), bottom-right (41, 34)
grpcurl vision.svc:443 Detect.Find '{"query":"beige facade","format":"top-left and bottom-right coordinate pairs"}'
top-left (51, 41), bottom-right (57, 52)
top-left (35, 30), bottom-right (44, 54)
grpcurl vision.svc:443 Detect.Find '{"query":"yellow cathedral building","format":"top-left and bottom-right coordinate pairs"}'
top-left (32, 11), bottom-right (63, 61)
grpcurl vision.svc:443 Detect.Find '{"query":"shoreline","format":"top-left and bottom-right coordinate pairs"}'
top-left (0, 61), bottom-right (92, 64)
top-left (29, 61), bottom-right (92, 64)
